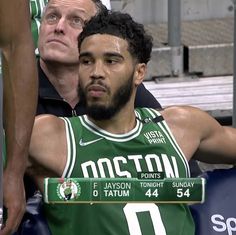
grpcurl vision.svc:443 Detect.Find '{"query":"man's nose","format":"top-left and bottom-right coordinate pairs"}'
top-left (91, 61), bottom-right (105, 79)
top-left (54, 18), bottom-right (66, 34)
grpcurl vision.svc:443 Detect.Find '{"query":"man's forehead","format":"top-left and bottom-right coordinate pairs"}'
top-left (47, 0), bottom-right (97, 12)
top-left (80, 34), bottom-right (129, 55)
top-left (48, 0), bottom-right (94, 4)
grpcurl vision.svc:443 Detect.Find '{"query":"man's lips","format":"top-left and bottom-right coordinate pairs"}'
top-left (47, 39), bottom-right (67, 46)
top-left (87, 84), bottom-right (106, 97)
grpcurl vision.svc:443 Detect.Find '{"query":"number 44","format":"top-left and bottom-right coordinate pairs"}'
top-left (177, 188), bottom-right (190, 198)
top-left (145, 189), bottom-right (159, 198)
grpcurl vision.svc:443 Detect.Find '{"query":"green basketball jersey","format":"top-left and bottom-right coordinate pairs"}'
top-left (44, 108), bottom-right (195, 235)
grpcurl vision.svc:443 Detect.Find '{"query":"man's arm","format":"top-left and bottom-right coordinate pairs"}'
top-left (27, 115), bottom-right (67, 192)
top-left (0, 0), bottom-right (38, 234)
top-left (163, 106), bottom-right (236, 164)
top-left (194, 112), bottom-right (236, 164)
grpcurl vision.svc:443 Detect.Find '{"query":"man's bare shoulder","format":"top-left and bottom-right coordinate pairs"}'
top-left (158, 106), bottom-right (216, 160)
top-left (160, 105), bottom-right (216, 123)
top-left (29, 115), bottom-right (68, 179)
top-left (159, 105), bottom-right (216, 134)
top-left (159, 105), bottom-right (219, 139)
top-left (30, 115), bottom-right (67, 162)
top-left (35, 114), bottom-right (63, 123)
top-left (34, 114), bottom-right (65, 136)
top-left (160, 105), bottom-right (201, 124)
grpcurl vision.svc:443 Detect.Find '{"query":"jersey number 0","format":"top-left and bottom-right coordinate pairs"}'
top-left (123, 203), bottom-right (167, 235)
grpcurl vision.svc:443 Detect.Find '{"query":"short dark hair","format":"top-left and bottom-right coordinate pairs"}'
top-left (78, 11), bottom-right (153, 64)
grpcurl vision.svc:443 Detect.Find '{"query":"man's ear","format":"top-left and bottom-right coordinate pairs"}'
top-left (134, 63), bottom-right (147, 86)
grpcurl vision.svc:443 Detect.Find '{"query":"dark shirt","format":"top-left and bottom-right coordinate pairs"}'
top-left (37, 62), bottom-right (162, 116)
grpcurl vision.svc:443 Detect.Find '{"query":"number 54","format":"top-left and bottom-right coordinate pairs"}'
top-left (177, 188), bottom-right (190, 198)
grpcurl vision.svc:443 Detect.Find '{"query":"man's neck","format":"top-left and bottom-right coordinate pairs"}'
top-left (89, 103), bottom-right (137, 135)
top-left (40, 59), bottom-right (79, 108)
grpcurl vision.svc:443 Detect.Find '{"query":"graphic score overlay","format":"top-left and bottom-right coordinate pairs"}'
top-left (44, 172), bottom-right (205, 204)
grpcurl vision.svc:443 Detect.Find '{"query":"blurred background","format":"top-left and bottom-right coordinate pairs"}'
top-left (109, 0), bottom-right (235, 126)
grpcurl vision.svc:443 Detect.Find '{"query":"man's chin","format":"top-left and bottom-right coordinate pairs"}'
top-left (40, 51), bottom-right (78, 65)
top-left (86, 104), bottom-right (116, 120)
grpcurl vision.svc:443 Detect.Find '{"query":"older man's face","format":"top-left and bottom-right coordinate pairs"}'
top-left (38, 0), bottom-right (97, 65)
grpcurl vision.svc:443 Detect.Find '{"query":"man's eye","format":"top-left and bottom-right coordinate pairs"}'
top-left (70, 17), bottom-right (84, 28)
top-left (80, 59), bottom-right (92, 65)
top-left (45, 14), bottom-right (58, 24)
top-left (106, 59), bottom-right (118, 64)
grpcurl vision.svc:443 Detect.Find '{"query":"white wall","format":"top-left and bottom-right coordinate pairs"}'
top-left (111, 0), bottom-right (234, 23)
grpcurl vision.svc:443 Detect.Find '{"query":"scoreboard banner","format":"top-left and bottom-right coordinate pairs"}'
top-left (44, 177), bottom-right (205, 204)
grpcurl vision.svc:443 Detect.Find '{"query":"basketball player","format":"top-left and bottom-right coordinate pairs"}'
top-left (0, 0), bottom-right (37, 234)
top-left (27, 11), bottom-right (236, 235)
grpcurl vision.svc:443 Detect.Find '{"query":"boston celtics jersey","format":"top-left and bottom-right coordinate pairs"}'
top-left (43, 108), bottom-right (195, 235)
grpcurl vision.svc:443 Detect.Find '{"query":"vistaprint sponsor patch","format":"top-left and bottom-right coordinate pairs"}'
top-left (143, 131), bottom-right (166, 144)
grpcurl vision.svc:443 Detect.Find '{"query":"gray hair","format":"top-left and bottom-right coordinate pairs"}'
top-left (43, 0), bottom-right (107, 16)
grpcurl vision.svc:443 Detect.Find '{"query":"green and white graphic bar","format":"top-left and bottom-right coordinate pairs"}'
top-left (44, 177), bottom-right (205, 204)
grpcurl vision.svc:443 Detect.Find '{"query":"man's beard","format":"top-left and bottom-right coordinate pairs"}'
top-left (79, 76), bottom-right (133, 120)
